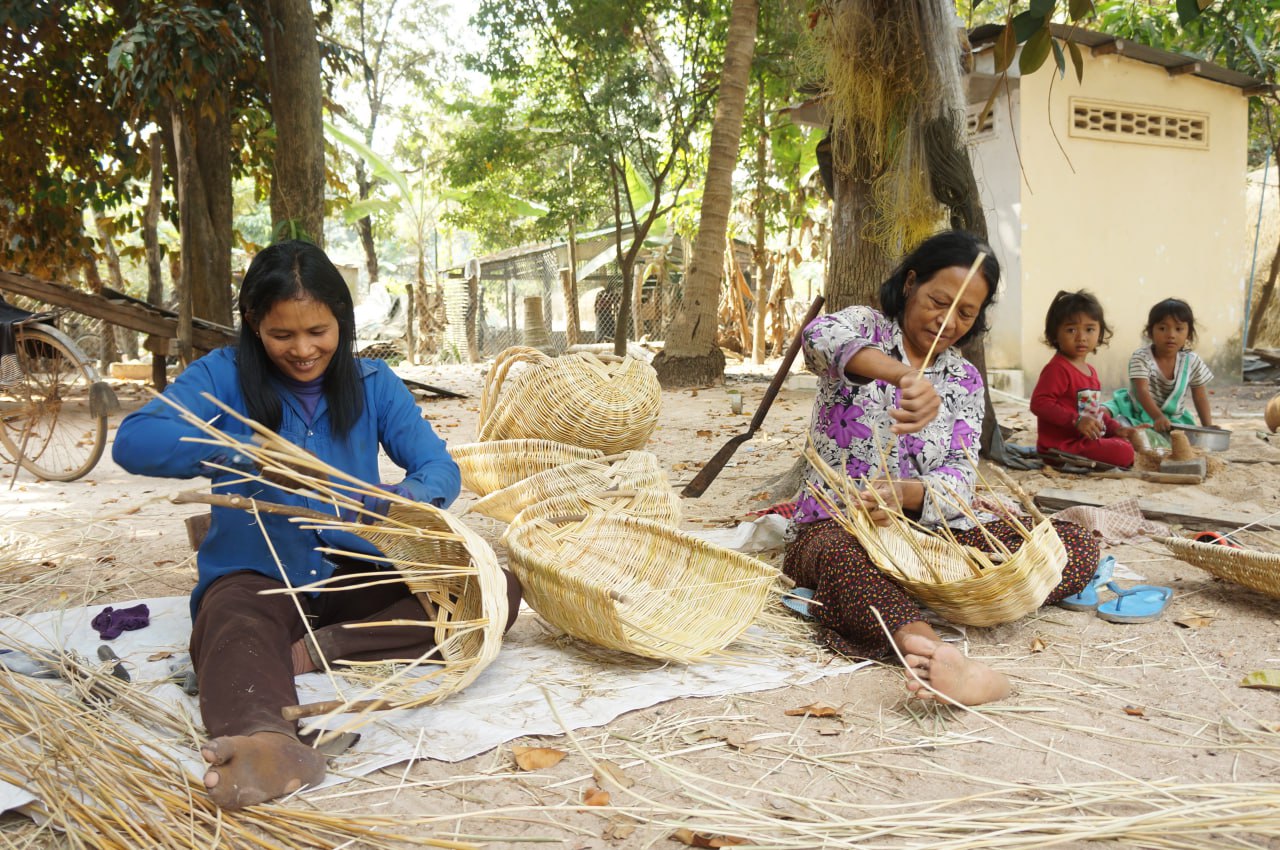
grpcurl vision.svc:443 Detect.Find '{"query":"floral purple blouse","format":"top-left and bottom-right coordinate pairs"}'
top-left (793, 306), bottom-right (988, 531)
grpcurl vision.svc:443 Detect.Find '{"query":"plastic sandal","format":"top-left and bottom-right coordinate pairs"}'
top-left (781, 587), bottom-right (816, 620)
top-left (1096, 582), bottom-right (1173, 624)
top-left (1059, 555), bottom-right (1117, 611)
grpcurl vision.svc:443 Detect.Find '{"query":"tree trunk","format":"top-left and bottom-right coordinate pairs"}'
top-left (653, 0), bottom-right (757, 387)
top-left (264, 0), bottom-right (325, 247)
top-left (144, 136), bottom-right (165, 310)
top-left (751, 84), bottom-right (769, 364)
top-left (826, 165), bottom-right (895, 312)
top-left (1248, 225), bottom-right (1280, 348)
top-left (355, 161), bottom-right (379, 283)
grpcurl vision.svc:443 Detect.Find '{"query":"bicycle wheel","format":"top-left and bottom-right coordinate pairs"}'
top-left (0, 322), bottom-right (108, 481)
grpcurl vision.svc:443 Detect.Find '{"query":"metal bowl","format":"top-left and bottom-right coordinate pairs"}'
top-left (1171, 424), bottom-right (1231, 452)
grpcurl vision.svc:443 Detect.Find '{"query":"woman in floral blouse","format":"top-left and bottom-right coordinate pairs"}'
top-left (785, 231), bottom-right (1096, 706)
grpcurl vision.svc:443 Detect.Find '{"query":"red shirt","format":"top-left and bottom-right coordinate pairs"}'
top-left (1031, 353), bottom-right (1122, 450)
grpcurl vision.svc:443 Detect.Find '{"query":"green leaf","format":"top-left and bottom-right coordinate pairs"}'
top-left (1067, 39), bottom-right (1085, 83)
top-left (1020, 26), bottom-right (1053, 75)
top-left (340, 198), bottom-right (398, 224)
top-left (1240, 670), bottom-right (1280, 690)
top-left (1012, 11), bottom-right (1044, 43)
top-left (323, 119), bottom-right (412, 207)
top-left (1051, 38), bottom-right (1066, 78)
top-left (994, 22), bottom-right (1018, 73)
top-left (1029, 0), bottom-right (1056, 18)
top-left (1175, 0), bottom-right (1204, 26)
top-left (1067, 0), bottom-right (1094, 20)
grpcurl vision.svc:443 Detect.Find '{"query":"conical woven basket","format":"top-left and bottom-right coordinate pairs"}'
top-left (502, 513), bottom-right (779, 661)
top-left (451, 439), bottom-right (604, 496)
top-left (511, 487), bottom-right (682, 528)
top-left (469, 451), bottom-right (670, 523)
top-left (804, 445), bottom-right (1065, 628)
top-left (477, 346), bottom-right (661, 453)
top-left (1158, 535), bottom-right (1280, 600)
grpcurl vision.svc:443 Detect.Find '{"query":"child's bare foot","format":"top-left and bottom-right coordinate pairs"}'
top-left (899, 633), bottom-right (1011, 706)
top-left (201, 731), bottom-right (326, 809)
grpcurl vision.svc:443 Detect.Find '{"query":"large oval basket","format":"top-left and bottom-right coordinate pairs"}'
top-left (477, 346), bottom-right (661, 453)
top-left (469, 451), bottom-right (669, 523)
top-left (1158, 535), bottom-right (1280, 600)
top-left (502, 514), bottom-right (779, 662)
top-left (451, 439), bottom-right (604, 496)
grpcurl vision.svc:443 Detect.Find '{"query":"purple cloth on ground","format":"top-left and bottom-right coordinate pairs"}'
top-left (91, 603), bottom-right (151, 640)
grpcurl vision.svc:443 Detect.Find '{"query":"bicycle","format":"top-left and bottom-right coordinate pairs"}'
top-left (0, 295), bottom-right (116, 481)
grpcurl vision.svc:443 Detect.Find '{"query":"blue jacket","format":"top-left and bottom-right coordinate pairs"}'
top-left (112, 348), bottom-right (461, 612)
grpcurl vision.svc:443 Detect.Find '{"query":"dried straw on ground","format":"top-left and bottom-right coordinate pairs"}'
top-left (502, 513), bottom-right (779, 662)
top-left (476, 346), bottom-right (661, 453)
top-left (804, 442), bottom-right (1065, 627)
top-left (468, 450), bottom-right (670, 523)
top-left (0, 657), bottom-right (474, 849)
top-left (450, 438), bottom-right (603, 496)
top-left (157, 393), bottom-right (509, 733)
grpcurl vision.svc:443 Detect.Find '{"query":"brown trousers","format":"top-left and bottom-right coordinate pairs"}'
top-left (190, 560), bottom-right (522, 738)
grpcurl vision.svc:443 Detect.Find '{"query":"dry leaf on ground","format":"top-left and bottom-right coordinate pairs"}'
top-left (723, 732), bottom-right (759, 753)
top-left (593, 759), bottom-right (634, 789)
top-left (671, 827), bottom-right (749, 847)
top-left (1123, 705), bottom-right (1146, 717)
top-left (603, 820), bottom-right (635, 840)
top-left (784, 701), bottom-right (842, 718)
top-left (1029, 636), bottom-right (1046, 652)
top-left (583, 786), bottom-right (611, 806)
top-left (696, 430), bottom-right (713, 438)
top-left (512, 745), bottom-right (566, 771)
top-left (1240, 669), bottom-right (1280, 690)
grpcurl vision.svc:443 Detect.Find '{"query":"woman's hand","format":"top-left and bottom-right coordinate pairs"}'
top-left (1152, 414), bottom-right (1172, 433)
top-left (1075, 415), bottom-right (1104, 441)
top-left (890, 373), bottom-right (941, 434)
top-left (856, 480), bottom-right (925, 526)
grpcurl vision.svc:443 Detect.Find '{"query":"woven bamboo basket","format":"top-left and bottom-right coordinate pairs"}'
top-left (501, 513), bottom-right (779, 661)
top-left (511, 486), bottom-right (682, 528)
top-left (477, 346), bottom-right (661, 453)
top-left (469, 451), bottom-right (670, 523)
top-left (804, 445), bottom-right (1065, 628)
top-left (451, 439), bottom-right (604, 496)
top-left (1158, 535), bottom-right (1280, 600)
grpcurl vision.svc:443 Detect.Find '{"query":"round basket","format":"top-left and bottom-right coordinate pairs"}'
top-left (1158, 535), bottom-right (1280, 600)
top-left (469, 451), bottom-right (669, 523)
top-left (511, 487), bottom-right (682, 529)
top-left (501, 513), bottom-right (779, 661)
top-left (451, 439), bottom-right (604, 496)
top-left (477, 346), bottom-right (661, 453)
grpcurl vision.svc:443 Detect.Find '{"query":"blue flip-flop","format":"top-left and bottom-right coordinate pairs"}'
top-left (1096, 582), bottom-right (1173, 624)
top-left (782, 587), bottom-right (816, 619)
top-left (1059, 555), bottom-right (1116, 611)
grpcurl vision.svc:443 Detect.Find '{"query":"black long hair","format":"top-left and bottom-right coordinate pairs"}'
top-left (236, 240), bottom-right (363, 436)
top-left (878, 230), bottom-right (1001, 348)
top-left (1145, 298), bottom-right (1197, 346)
top-left (1042, 289), bottom-right (1112, 350)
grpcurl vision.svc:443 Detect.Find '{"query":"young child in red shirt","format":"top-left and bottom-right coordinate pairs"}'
top-left (1031, 290), bottom-right (1137, 468)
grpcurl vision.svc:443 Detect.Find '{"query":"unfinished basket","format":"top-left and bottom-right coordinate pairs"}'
top-left (1158, 535), bottom-right (1280, 600)
top-left (511, 486), bottom-right (682, 529)
top-left (451, 439), bottom-right (604, 496)
top-left (469, 451), bottom-right (670, 523)
top-left (502, 513), bottom-right (779, 661)
top-left (477, 346), bottom-right (661, 453)
top-left (804, 445), bottom-right (1066, 627)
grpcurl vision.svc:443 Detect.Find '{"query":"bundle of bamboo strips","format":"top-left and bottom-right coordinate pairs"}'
top-left (158, 393), bottom-right (509, 734)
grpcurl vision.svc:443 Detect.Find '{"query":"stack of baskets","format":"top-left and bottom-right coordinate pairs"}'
top-left (446, 346), bottom-right (781, 662)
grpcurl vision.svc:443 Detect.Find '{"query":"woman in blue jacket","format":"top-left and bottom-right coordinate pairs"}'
top-left (114, 241), bottom-right (508, 809)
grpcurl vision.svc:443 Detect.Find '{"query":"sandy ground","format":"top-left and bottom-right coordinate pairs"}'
top-left (2, 359), bottom-right (1280, 848)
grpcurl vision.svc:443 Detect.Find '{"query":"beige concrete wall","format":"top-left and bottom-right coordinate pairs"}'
top-left (970, 85), bottom-right (1026, 372)
top-left (1015, 52), bottom-right (1249, 392)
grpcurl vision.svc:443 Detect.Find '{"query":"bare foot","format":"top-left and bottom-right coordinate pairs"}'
top-left (899, 633), bottom-right (1011, 706)
top-left (201, 731), bottom-right (326, 809)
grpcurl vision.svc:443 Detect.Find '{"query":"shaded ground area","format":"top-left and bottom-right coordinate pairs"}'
top-left (1, 362), bottom-right (1278, 848)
